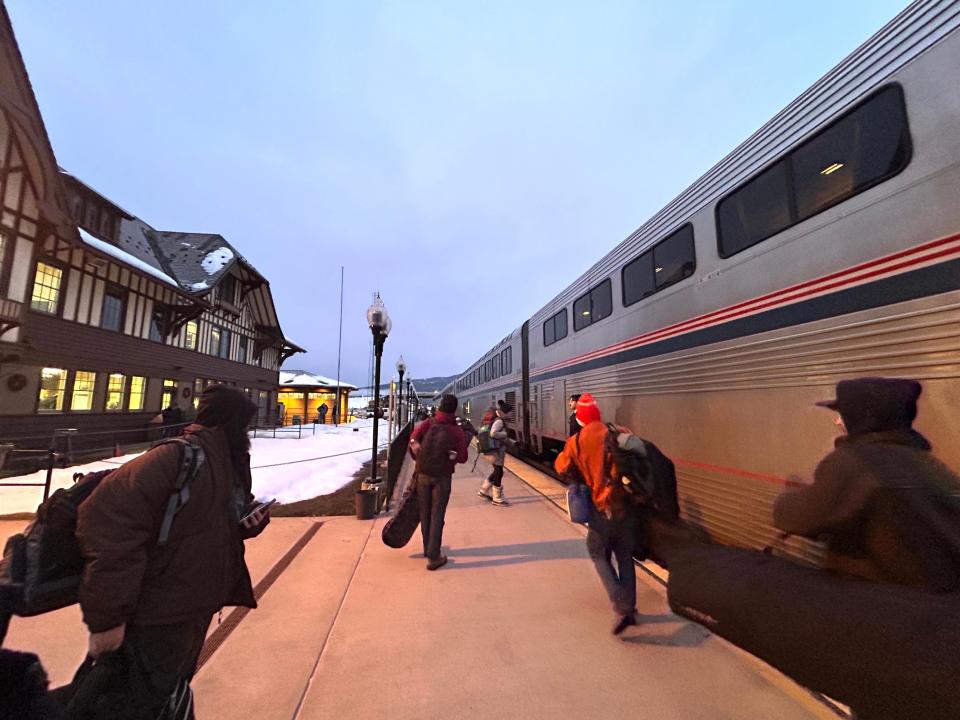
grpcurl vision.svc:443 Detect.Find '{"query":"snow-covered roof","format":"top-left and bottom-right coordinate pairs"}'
top-left (279, 370), bottom-right (356, 390)
top-left (79, 228), bottom-right (179, 288)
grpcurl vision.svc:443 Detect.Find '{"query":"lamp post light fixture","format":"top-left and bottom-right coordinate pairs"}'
top-left (367, 293), bottom-right (391, 488)
top-left (396, 355), bottom-right (406, 429)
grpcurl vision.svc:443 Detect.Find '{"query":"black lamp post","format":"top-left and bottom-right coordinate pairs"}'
top-left (396, 355), bottom-right (406, 428)
top-left (367, 294), bottom-right (391, 486)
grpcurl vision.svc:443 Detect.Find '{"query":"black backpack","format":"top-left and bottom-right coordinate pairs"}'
top-left (0, 437), bottom-right (204, 639)
top-left (416, 421), bottom-right (454, 477)
top-left (603, 424), bottom-right (680, 521)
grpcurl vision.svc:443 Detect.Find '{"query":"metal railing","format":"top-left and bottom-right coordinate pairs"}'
top-left (0, 421), bottom-right (193, 479)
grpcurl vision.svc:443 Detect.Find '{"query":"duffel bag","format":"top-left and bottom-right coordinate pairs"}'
top-left (381, 474), bottom-right (421, 549)
top-left (666, 543), bottom-right (960, 718)
top-left (566, 483), bottom-right (593, 524)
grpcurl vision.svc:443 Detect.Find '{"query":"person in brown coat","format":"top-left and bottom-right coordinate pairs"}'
top-left (774, 377), bottom-right (960, 589)
top-left (76, 385), bottom-right (270, 714)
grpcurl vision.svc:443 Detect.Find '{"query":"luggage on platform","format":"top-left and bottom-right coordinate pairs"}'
top-left (666, 543), bottom-right (960, 719)
top-left (381, 474), bottom-right (421, 549)
top-left (566, 482), bottom-right (593, 524)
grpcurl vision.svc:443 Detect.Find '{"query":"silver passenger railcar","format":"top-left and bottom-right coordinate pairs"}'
top-left (453, 1), bottom-right (960, 559)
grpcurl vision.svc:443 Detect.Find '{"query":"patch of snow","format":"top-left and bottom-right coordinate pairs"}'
top-left (279, 370), bottom-right (357, 389)
top-left (79, 229), bottom-right (179, 289)
top-left (190, 281), bottom-right (210, 291)
top-left (250, 419), bottom-right (389, 502)
top-left (201, 246), bottom-right (234, 275)
top-left (0, 419), bottom-right (391, 514)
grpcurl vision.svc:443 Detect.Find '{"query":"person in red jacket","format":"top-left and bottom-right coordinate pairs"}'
top-left (555, 393), bottom-right (639, 635)
top-left (409, 393), bottom-right (469, 570)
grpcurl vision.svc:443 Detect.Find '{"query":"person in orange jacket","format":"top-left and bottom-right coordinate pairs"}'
top-left (555, 393), bottom-right (638, 635)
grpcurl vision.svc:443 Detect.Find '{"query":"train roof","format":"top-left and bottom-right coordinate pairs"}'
top-left (529, 0), bottom-right (960, 325)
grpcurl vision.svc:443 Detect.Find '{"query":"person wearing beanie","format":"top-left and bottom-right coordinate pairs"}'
top-left (409, 393), bottom-right (469, 570)
top-left (75, 385), bottom-right (268, 714)
top-left (478, 400), bottom-right (513, 505)
top-left (555, 393), bottom-right (641, 634)
top-left (774, 377), bottom-right (960, 588)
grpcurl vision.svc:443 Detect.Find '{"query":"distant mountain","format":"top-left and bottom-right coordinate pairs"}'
top-left (350, 375), bottom-right (457, 397)
top-left (409, 375), bottom-right (457, 394)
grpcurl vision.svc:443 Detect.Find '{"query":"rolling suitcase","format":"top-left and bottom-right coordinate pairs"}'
top-left (381, 474), bottom-right (420, 549)
top-left (667, 543), bottom-right (960, 718)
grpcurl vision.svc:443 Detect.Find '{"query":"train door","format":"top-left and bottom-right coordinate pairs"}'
top-left (521, 321), bottom-right (531, 451)
top-left (529, 383), bottom-right (541, 455)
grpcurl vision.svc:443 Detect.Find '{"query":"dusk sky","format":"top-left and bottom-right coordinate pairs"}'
top-left (9, 1), bottom-right (909, 389)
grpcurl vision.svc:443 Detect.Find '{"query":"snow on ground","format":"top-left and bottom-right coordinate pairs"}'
top-left (0, 419), bottom-right (390, 516)
top-left (249, 418), bottom-right (389, 502)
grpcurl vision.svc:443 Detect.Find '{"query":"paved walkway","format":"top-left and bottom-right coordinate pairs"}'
top-left (2, 456), bottom-right (835, 719)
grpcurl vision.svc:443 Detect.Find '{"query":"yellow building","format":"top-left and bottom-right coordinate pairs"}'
top-left (277, 371), bottom-right (355, 425)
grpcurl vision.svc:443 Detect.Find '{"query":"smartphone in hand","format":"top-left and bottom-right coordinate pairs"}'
top-left (241, 498), bottom-right (276, 524)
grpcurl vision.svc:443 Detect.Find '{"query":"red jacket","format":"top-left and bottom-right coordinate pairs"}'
top-left (410, 412), bottom-right (469, 476)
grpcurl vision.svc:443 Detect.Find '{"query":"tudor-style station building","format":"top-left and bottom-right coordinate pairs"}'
top-left (0, 6), bottom-right (302, 448)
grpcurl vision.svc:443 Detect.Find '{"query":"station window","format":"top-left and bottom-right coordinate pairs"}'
top-left (129, 376), bottom-right (146, 411)
top-left (238, 335), bottom-right (249, 363)
top-left (543, 309), bottom-right (568, 347)
top-left (30, 262), bottom-right (63, 315)
top-left (162, 378), bottom-right (178, 408)
top-left (573, 278), bottom-right (612, 332)
top-left (38, 367), bottom-right (67, 412)
top-left (219, 329), bottom-right (232, 359)
top-left (71, 371), bottom-right (96, 411)
top-left (100, 285), bottom-right (126, 331)
top-left (149, 305), bottom-right (169, 342)
top-left (622, 225), bottom-right (696, 307)
top-left (210, 327), bottom-right (221, 356)
top-left (105, 373), bottom-right (126, 411)
top-left (185, 320), bottom-right (198, 350)
top-left (717, 84), bottom-right (911, 258)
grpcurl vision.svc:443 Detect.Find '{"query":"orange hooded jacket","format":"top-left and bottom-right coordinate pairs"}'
top-left (555, 419), bottom-right (630, 515)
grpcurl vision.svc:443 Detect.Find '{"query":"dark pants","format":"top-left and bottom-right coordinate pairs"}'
top-left (126, 615), bottom-right (212, 718)
top-left (418, 474), bottom-right (452, 561)
top-left (586, 510), bottom-right (637, 616)
top-left (488, 464), bottom-right (504, 488)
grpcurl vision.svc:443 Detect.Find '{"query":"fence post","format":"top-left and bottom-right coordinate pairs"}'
top-left (43, 447), bottom-right (55, 502)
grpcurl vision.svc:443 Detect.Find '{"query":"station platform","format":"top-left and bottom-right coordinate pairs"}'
top-left (2, 455), bottom-right (839, 719)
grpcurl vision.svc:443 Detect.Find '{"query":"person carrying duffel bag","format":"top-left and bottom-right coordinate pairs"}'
top-left (669, 378), bottom-right (960, 719)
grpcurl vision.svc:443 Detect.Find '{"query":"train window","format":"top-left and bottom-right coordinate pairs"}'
top-left (717, 84), bottom-right (910, 258)
top-left (543, 309), bottom-right (568, 346)
top-left (716, 160), bottom-right (792, 257)
top-left (655, 225), bottom-right (696, 288)
top-left (493, 354), bottom-right (500, 379)
top-left (792, 85), bottom-right (910, 221)
top-left (554, 310), bottom-right (567, 342)
top-left (622, 252), bottom-right (655, 306)
top-left (622, 225), bottom-right (696, 306)
top-left (574, 278), bottom-right (612, 332)
top-left (502, 347), bottom-right (512, 375)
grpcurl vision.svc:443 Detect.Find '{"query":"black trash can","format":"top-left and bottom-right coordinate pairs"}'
top-left (355, 489), bottom-right (377, 520)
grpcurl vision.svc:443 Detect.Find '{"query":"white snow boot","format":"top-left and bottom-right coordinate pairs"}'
top-left (478, 479), bottom-right (493, 500)
top-left (491, 485), bottom-right (509, 505)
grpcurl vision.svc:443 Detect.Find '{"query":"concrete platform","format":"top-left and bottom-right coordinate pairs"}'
top-left (2, 457), bottom-right (836, 719)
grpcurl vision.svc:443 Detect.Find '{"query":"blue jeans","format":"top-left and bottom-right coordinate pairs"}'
top-left (586, 510), bottom-right (637, 616)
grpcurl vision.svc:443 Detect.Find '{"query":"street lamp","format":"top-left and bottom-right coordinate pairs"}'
top-left (367, 294), bottom-right (391, 487)
top-left (396, 355), bottom-right (406, 428)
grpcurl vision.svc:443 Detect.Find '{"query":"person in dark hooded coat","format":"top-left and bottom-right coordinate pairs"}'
top-left (76, 385), bottom-right (270, 717)
top-left (774, 377), bottom-right (960, 589)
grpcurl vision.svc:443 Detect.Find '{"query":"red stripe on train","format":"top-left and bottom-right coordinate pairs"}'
top-left (533, 233), bottom-right (960, 377)
top-left (674, 458), bottom-right (807, 489)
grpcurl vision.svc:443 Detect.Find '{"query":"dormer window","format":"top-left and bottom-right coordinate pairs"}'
top-left (221, 274), bottom-right (237, 305)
